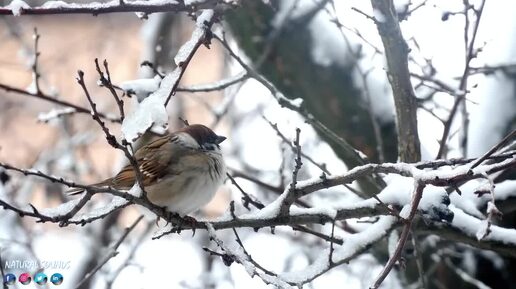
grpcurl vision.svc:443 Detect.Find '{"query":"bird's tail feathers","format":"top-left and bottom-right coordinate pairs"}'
top-left (67, 179), bottom-right (112, 196)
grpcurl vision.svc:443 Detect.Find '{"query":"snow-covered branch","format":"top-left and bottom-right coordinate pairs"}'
top-left (121, 9), bottom-right (218, 143)
top-left (0, 0), bottom-right (233, 16)
top-left (2, 150), bottom-right (515, 260)
top-left (206, 217), bottom-right (397, 288)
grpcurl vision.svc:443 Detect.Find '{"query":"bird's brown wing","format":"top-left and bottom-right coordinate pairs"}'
top-left (68, 134), bottom-right (181, 195)
top-left (110, 134), bottom-right (179, 188)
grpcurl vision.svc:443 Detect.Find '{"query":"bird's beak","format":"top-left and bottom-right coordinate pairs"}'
top-left (215, 135), bottom-right (227, 144)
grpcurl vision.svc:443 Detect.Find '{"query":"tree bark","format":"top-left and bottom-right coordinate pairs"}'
top-left (370, 0), bottom-right (421, 163)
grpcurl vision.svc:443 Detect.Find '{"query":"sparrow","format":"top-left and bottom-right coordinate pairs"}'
top-left (69, 124), bottom-right (226, 216)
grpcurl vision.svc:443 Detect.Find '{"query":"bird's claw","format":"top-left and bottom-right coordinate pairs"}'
top-left (176, 215), bottom-right (198, 237)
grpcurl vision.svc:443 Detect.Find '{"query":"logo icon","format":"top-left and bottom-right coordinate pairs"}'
top-left (18, 273), bottom-right (31, 285)
top-left (34, 273), bottom-right (47, 285)
top-left (3, 273), bottom-right (16, 285)
top-left (50, 273), bottom-right (63, 285)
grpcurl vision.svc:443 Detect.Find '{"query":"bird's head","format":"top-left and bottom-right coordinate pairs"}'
top-left (181, 124), bottom-right (226, 151)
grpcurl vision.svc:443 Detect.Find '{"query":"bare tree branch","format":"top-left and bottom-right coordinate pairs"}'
top-left (371, 183), bottom-right (425, 289)
top-left (0, 83), bottom-right (120, 122)
top-left (370, 0), bottom-right (421, 162)
top-left (0, 0), bottom-right (234, 16)
top-left (436, 0), bottom-right (487, 158)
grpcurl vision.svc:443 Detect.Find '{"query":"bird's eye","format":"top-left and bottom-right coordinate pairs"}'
top-left (202, 143), bottom-right (217, 151)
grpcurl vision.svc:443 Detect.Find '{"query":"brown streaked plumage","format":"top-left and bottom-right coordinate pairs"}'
top-left (69, 124), bottom-right (227, 215)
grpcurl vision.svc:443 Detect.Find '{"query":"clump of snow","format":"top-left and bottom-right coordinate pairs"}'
top-left (70, 196), bottom-right (128, 222)
top-left (5, 0), bottom-right (29, 16)
top-left (290, 206), bottom-right (337, 219)
top-left (26, 79), bottom-right (38, 94)
top-left (350, 175), bottom-right (453, 222)
top-left (195, 9), bottom-right (214, 27)
top-left (41, 0), bottom-right (68, 9)
top-left (128, 183), bottom-right (143, 197)
top-left (184, 0), bottom-right (204, 5)
top-left (120, 75), bottom-right (161, 101)
top-left (40, 0), bottom-right (180, 10)
top-left (398, 204), bottom-right (411, 219)
top-left (373, 8), bottom-right (386, 22)
top-left (368, 175), bottom-right (413, 206)
top-left (388, 230), bottom-right (399, 258)
top-left (39, 197), bottom-right (84, 217)
top-left (290, 97), bottom-right (304, 107)
top-left (276, 91), bottom-right (304, 109)
top-left (450, 180), bottom-right (486, 218)
top-left (450, 205), bottom-right (516, 245)
top-left (121, 94), bottom-right (168, 143)
top-left (493, 180), bottom-right (516, 201)
top-left (134, 11), bottom-right (147, 19)
top-left (475, 220), bottom-right (490, 240)
top-left (37, 108), bottom-right (76, 123)
top-left (174, 28), bottom-right (203, 66)
top-left (174, 10), bottom-right (214, 66)
top-left (121, 71), bottom-right (181, 143)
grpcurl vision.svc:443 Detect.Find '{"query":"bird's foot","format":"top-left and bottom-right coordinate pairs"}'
top-left (176, 215), bottom-right (198, 237)
top-left (154, 206), bottom-right (174, 228)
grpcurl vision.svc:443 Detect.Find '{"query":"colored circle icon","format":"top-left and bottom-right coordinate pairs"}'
top-left (19, 273), bottom-right (31, 285)
top-left (50, 273), bottom-right (63, 285)
top-left (34, 272), bottom-right (47, 285)
top-left (3, 273), bottom-right (16, 285)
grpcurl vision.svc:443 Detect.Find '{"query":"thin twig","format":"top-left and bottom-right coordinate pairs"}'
top-left (328, 219), bottom-right (336, 265)
top-left (95, 59), bottom-right (125, 121)
top-left (436, 0), bottom-right (486, 159)
top-left (105, 219), bottom-right (153, 289)
top-left (280, 128), bottom-right (303, 215)
top-left (76, 70), bottom-right (146, 197)
top-left (176, 72), bottom-right (248, 93)
top-left (264, 117), bottom-right (329, 174)
top-left (0, 83), bottom-right (120, 122)
top-left (292, 225), bottom-right (344, 245)
top-left (470, 129), bottom-right (516, 170)
top-left (31, 28), bottom-right (41, 94)
top-left (230, 169), bottom-right (285, 194)
top-left (72, 215), bottom-right (144, 289)
top-left (226, 172), bottom-right (265, 210)
top-left (371, 183), bottom-right (425, 289)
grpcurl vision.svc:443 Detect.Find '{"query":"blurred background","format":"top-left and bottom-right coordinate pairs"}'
top-left (0, 0), bottom-right (516, 288)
